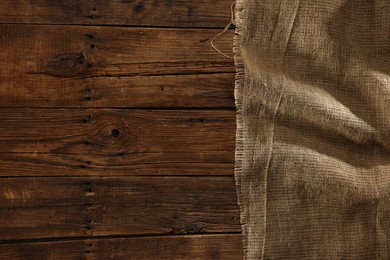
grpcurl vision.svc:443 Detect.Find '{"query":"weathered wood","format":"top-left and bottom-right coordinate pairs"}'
top-left (0, 177), bottom-right (240, 240)
top-left (0, 3), bottom-right (240, 258)
top-left (0, 0), bottom-right (232, 28)
top-left (0, 109), bottom-right (235, 176)
top-left (0, 73), bottom-right (235, 108)
top-left (0, 234), bottom-right (243, 260)
top-left (0, 152), bottom-right (233, 177)
top-left (0, 24), bottom-right (234, 108)
top-left (0, 25), bottom-right (233, 108)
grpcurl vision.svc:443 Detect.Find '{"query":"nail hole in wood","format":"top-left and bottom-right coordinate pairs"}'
top-left (85, 219), bottom-right (93, 224)
top-left (85, 187), bottom-right (95, 193)
top-left (83, 115), bottom-right (92, 123)
top-left (111, 129), bottom-right (121, 138)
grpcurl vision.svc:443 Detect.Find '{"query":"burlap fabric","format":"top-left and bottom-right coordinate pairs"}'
top-left (234, 0), bottom-right (390, 259)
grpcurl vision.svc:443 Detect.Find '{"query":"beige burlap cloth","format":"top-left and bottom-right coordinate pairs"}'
top-left (233, 0), bottom-right (390, 259)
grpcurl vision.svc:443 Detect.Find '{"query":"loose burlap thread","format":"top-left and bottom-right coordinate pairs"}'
top-left (234, 0), bottom-right (390, 259)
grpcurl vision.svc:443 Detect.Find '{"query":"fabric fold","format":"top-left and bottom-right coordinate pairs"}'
top-left (233, 0), bottom-right (390, 259)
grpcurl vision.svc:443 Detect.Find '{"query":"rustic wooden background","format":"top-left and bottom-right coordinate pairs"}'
top-left (0, 0), bottom-right (242, 259)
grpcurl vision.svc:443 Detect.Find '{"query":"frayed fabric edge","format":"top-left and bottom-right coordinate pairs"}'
top-left (233, 0), bottom-right (248, 259)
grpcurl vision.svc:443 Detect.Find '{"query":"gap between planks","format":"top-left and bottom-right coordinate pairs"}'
top-left (0, 22), bottom-right (236, 30)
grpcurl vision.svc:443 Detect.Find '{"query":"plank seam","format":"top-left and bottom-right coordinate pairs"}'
top-left (0, 233), bottom-right (242, 245)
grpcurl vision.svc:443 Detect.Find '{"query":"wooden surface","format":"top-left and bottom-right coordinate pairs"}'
top-left (0, 0), bottom-right (241, 259)
top-left (0, 177), bottom-right (240, 240)
top-left (0, 110), bottom-right (235, 176)
top-left (0, 235), bottom-right (242, 260)
top-left (0, 0), bottom-right (232, 28)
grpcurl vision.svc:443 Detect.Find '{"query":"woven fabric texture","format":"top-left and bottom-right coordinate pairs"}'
top-left (233, 0), bottom-right (390, 259)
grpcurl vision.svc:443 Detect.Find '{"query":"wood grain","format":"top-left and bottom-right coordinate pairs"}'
top-left (0, 152), bottom-right (234, 177)
top-left (0, 109), bottom-right (234, 176)
top-left (0, 1), bottom-right (241, 257)
top-left (0, 73), bottom-right (235, 108)
top-left (0, 24), bottom-right (234, 108)
top-left (0, 234), bottom-right (243, 260)
top-left (0, 0), bottom-right (232, 28)
top-left (0, 177), bottom-right (240, 240)
top-left (0, 25), bottom-right (234, 108)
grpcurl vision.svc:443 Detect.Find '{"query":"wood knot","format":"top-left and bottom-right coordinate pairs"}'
top-left (171, 222), bottom-right (205, 234)
top-left (46, 52), bottom-right (87, 77)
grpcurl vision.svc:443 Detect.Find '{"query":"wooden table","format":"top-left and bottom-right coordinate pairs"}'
top-left (0, 1), bottom-right (243, 259)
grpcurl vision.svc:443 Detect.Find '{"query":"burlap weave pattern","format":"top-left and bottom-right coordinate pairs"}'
top-left (234, 0), bottom-right (390, 259)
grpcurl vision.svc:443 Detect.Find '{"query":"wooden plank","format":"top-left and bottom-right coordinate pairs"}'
top-left (0, 109), bottom-right (235, 176)
top-left (0, 0), bottom-right (232, 28)
top-left (0, 177), bottom-right (240, 240)
top-left (0, 73), bottom-right (235, 108)
top-left (0, 152), bottom-right (234, 177)
top-left (0, 24), bottom-right (234, 108)
top-left (0, 234), bottom-right (243, 260)
top-left (0, 151), bottom-right (234, 177)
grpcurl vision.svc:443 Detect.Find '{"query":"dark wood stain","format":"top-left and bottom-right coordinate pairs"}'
top-left (0, 177), bottom-right (240, 240)
top-left (0, 0), bottom-right (232, 28)
top-left (0, 235), bottom-right (242, 259)
top-left (134, 2), bottom-right (145, 13)
top-left (0, 0), bottom-right (242, 259)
